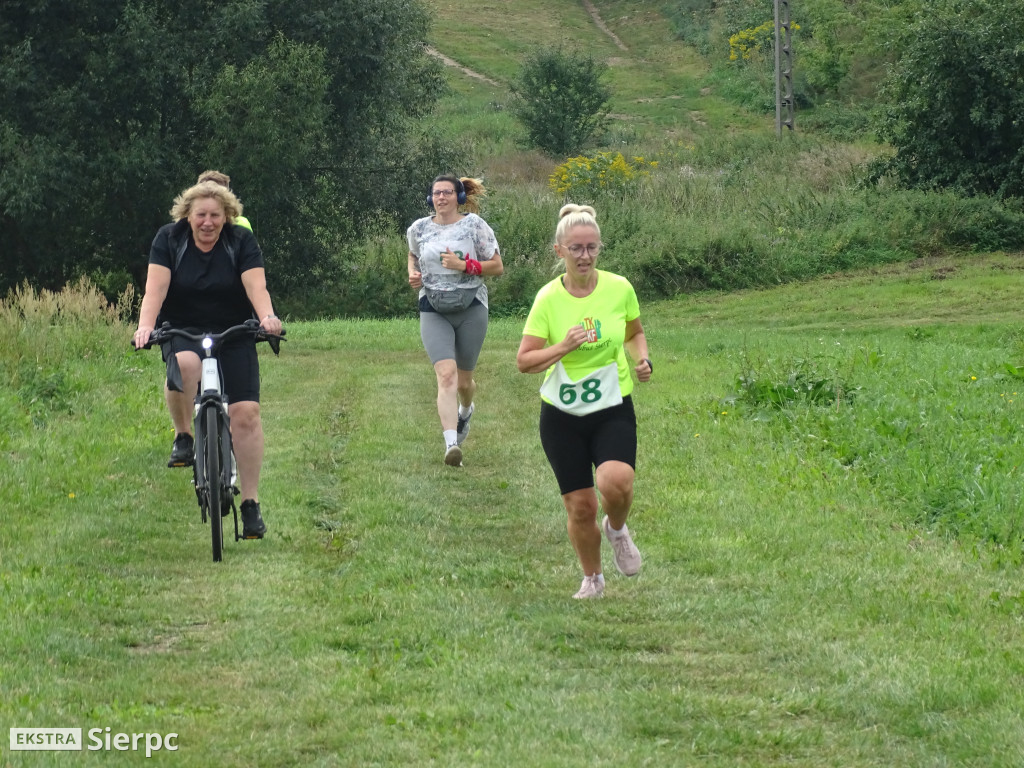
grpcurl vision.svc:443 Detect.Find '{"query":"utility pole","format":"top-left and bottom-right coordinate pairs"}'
top-left (774, 0), bottom-right (794, 136)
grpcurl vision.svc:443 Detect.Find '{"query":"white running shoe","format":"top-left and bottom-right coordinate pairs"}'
top-left (603, 516), bottom-right (642, 576)
top-left (456, 404), bottom-right (474, 445)
top-left (444, 443), bottom-right (463, 467)
top-left (573, 574), bottom-right (604, 599)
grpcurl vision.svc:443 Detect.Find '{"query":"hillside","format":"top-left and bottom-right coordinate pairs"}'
top-left (420, 0), bottom-right (766, 171)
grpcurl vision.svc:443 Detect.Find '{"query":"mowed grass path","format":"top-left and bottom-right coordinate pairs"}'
top-left (5, 255), bottom-right (1024, 766)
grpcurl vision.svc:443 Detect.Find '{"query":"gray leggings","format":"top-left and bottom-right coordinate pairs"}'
top-left (420, 302), bottom-right (489, 370)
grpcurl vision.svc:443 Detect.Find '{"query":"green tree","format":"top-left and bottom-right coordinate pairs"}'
top-left (873, 0), bottom-right (1024, 197)
top-left (0, 0), bottom-right (447, 298)
top-left (510, 47), bottom-right (611, 157)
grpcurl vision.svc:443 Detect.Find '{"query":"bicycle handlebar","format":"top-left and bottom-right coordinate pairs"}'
top-left (134, 319), bottom-right (286, 352)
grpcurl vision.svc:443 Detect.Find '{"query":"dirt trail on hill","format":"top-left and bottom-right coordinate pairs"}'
top-left (425, 47), bottom-right (500, 86)
top-left (582, 0), bottom-right (628, 50)
top-left (427, 3), bottom-right (626, 84)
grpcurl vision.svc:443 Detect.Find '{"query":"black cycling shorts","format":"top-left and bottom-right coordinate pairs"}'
top-left (162, 337), bottom-right (261, 404)
top-left (539, 396), bottom-right (636, 495)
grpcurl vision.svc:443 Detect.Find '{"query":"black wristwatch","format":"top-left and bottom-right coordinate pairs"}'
top-left (641, 357), bottom-right (652, 372)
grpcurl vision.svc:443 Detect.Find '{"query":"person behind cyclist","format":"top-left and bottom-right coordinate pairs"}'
top-left (407, 174), bottom-right (503, 467)
top-left (196, 170), bottom-right (252, 231)
top-left (516, 204), bottom-right (652, 599)
top-left (133, 180), bottom-right (282, 539)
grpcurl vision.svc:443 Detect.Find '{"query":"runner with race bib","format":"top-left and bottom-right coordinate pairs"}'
top-left (517, 204), bottom-right (653, 600)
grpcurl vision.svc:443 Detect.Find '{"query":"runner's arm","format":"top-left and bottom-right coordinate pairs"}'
top-left (624, 318), bottom-right (651, 382)
top-left (516, 327), bottom-right (588, 374)
top-left (408, 251), bottom-right (422, 288)
top-left (480, 250), bottom-right (503, 276)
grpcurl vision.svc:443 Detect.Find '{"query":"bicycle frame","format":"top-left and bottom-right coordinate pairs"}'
top-left (139, 320), bottom-right (283, 562)
top-left (191, 337), bottom-right (238, 561)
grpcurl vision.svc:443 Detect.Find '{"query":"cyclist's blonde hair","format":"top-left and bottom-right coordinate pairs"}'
top-left (170, 181), bottom-right (243, 224)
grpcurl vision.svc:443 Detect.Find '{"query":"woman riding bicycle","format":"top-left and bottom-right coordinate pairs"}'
top-left (133, 179), bottom-right (282, 539)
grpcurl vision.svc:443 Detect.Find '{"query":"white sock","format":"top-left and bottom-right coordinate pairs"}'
top-left (606, 520), bottom-right (627, 538)
top-left (443, 429), bottom-right (458, 447)
top-left (459, 402), bottom-right (474, 419)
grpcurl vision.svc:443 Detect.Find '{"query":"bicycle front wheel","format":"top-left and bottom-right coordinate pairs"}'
top-left (205, 406), bottom-right (224, 562)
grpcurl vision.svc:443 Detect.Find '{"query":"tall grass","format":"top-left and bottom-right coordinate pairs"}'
top-left (729, 329), bottom-right (1024, 547)
top-left (304, 132), bottom-right (1024, 319)
top-left (0, 279), bottom-right (135, 437)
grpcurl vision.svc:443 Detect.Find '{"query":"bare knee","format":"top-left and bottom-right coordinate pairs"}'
top-left (596, 462), bottom-right (634, 506)
top-left (175, 352), bottom-right (201, 393)
top-left (434, 361), bottom-right (458, 392)
top-left (457, 370), bottom-right (475, 393)
top-left (563, 489), bottom-right (599, 526)
top-left (229, 401), bottom-right (262, 436)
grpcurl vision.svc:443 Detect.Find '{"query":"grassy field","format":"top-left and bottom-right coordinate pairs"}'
top-left (4, 255), bottom-right (1024, 766)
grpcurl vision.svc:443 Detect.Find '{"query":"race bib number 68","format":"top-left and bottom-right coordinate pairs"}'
top-left (540, 361), bottom-right (622, 416)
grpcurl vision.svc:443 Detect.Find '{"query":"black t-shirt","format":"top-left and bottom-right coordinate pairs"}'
top-left (149, 222), bottom-right (264, 332)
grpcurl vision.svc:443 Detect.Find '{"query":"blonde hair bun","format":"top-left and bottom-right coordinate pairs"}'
top-left (558, 203), bottom-right (597, 220)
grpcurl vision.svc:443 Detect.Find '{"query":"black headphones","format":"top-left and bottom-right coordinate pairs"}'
top-left (426, 177), bottom-right (467, 208)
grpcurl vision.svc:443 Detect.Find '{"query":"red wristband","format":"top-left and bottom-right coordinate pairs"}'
top-left (464, 258), bottom-right (482, 276)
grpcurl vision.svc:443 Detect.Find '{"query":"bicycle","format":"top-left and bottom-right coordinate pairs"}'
top-left (138, 319), bottom-right (284, 561)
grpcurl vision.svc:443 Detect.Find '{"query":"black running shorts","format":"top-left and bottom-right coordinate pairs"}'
top-left (163, 337), bottom-right (261, 404)
top-left (539, 396), bottom-right (637, 495)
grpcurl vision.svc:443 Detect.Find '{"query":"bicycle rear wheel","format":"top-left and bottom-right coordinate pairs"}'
top-left (205, 406), bottom-right (224, 562)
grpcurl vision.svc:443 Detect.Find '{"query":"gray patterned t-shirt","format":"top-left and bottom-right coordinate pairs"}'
top-left (407, 213), bottom-right (500, 308)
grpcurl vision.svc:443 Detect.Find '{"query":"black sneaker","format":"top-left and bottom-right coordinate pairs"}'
top-left (240, 499), bottom-right (266, 539)
top-left (167, 433), bottom-right (194, 468)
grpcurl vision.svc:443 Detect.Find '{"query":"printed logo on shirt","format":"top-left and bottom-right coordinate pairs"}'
top-left (582, 317), bottom-right (602, 343)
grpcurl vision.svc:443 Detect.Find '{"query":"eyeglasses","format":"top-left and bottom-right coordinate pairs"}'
top-left (432, 189), bottom-right (457, 197)
top-left (562, 243), bottom-right (602, 256)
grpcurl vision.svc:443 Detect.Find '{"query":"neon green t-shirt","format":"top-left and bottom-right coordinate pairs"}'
top-left (522, 269), bottom-right (641, 402)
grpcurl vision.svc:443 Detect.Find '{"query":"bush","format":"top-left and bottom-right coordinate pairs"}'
top-left (509, 47), bottom-right (611, 157)
top-left (873, 0), bottom-right (1024, 197)
top-left (273, 230), bottom-right (415, 320)
top-left (549, 152), bottom-right (658, 201)
top-left (728, 21), bottom-right (800, 62)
